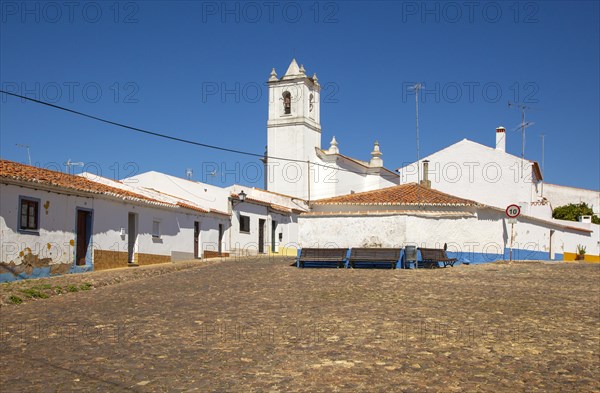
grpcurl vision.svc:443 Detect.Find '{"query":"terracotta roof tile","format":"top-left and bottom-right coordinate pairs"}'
top-left (312, 183), bottom-right (478, 206)
top-left (0, 160), bottom-right (228, 218)
top-left (176, 202), bottom-right (209, 213)
top-left (0, 160), bottom-right (171, 204)
top-left (230, 194), bottom-right (298, 214)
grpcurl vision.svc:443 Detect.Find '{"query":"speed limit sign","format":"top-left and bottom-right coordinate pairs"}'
top-left (506, 204), bottom-right (521, 218)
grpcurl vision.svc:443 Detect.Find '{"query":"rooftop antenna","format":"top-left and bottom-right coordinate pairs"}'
top-left (185, 168), bottom-right (193, 180)
top-left (15, 144), bottom-right (32, 165)
top-left (65, 159), bottom-right (84, 175)
top-left (411, 83), bottom-right (424, 207)
top-left (508, 101), bottom-right (535, 177)
top-left (540, 133), bottom-right (545, 196)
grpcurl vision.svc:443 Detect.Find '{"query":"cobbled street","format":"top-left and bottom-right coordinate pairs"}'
top-left (1, 257), bottom-right (598, 392)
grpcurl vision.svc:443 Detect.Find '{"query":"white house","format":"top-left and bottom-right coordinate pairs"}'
top-left (0, 160), bottom-right (230, 282)
top-left (80, 171), bottom-right (231, 259)
top-left (396, 127), bottom-right (548, 218)
top-left (264, 59), bottom-right (398, 201)
top-left (299, 183), bottom-right (599, 262)
top-left (119, 170), bottom-right (233, 257)
top-left (122, 170), bottom-right (307, 257)
top-left (543, 183), bottom-right (600, 215)
top-left (228, 185), bottom-right (308, 256)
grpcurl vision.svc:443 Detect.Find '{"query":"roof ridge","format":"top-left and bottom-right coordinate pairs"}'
top-left (312, 183), bottom-right (478, 206)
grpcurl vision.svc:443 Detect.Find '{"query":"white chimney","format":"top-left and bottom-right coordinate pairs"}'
top-left (496, 126), bottom-right (506, 152)
top-left (420, 160), bottom-right (431, 188)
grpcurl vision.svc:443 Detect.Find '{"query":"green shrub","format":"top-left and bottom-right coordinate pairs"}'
top-left (9, 295), bottom-right (23, 304)
top-left (20, 288), bottom-right (49, 299)
top-left (552, 203), bottom-right (600, 224)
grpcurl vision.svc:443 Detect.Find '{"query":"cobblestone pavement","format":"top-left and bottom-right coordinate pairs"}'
top-left (1, 257), bottom-right (598, 392)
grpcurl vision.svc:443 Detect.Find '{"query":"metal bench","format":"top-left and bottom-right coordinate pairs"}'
top-left (418, 247), bottom-right (458, 268)
top-left (348, 248), bottom-right (402, 269)
top-left (297, 248), bottom-right (348, 268)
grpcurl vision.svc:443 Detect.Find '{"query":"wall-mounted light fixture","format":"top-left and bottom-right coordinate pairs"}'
top-left (231, 190), bottom-right (247, 207)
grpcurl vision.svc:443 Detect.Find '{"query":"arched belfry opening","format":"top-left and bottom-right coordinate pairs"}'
top-left (283, 91), bottom-right (291, 115)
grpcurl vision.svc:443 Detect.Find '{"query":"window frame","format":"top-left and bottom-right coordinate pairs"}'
top-left (239, 214), bottom-right (251, 233)
top-left (152, 219), bottom-right (161, 239)
top-left (18, 196), bottom-right (41, 234)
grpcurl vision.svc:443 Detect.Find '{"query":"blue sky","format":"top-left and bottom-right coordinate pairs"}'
top-left (1, 1), bottom-right (599, 190)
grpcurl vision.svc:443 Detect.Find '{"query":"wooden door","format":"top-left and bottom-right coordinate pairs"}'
top-left (258, 219), bottom-right (265, 253)
top-left (194, 221), bottom-right (200, 258)
top-left (76, 210), bottom-right (91, 266)
top-left (218, 224), bottom-right (224, 255)
top-left (128, 213), bottom-right (137, 263)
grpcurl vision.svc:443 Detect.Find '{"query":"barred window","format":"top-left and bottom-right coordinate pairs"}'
top-left (20, 198), bottom-right (39, 231)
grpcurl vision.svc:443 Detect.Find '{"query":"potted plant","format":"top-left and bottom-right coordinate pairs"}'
top-left (575, 244), bottom-right (586, 260)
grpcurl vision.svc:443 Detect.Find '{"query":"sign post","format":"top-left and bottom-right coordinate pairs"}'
top-left (506, 204), bottom-right (521, 261)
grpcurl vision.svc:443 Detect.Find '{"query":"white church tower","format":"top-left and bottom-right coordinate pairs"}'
top-left (265, 59), bottom-right (322, 199)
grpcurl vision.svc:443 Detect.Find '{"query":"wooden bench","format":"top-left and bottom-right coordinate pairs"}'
top-left (297, 248), bottom-right (348, 268)
top-left (348, 248), bottom-right (402, 269)
top-left (418, 247), bottom-right (458, 268)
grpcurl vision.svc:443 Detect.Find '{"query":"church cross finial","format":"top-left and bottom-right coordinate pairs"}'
top-left (328, 136), bottom-right (340, 154)
top-left (370, 140), bottom-right (383, 167)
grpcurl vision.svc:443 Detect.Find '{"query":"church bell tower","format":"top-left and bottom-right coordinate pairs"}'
top-left (265, 59), bottom-right (322, 199)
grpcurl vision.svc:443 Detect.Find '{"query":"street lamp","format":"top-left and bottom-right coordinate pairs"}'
top-left (232, 190), bottom-right (247, 207)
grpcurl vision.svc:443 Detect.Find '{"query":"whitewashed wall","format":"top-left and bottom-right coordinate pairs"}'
top-left (0, 183), bottom-right (89, 266)
top-left (299, 206), bottom-right (599, 261)
top-left (544, 183), bottom-right (600, 214)
top-left (90, 198), bottom-right (226, 260)
top-left (299, 214), bottom-right (407, 248)
top-left (306, 156), bottom-right (397, 201)
top-left (125, 171), bottom-right (231, 213)
top-left (397, 139), bottom-right (541, 214)
top-left (0, 183), bottom-right (229, 278)
top-left (230, 201), bottom-right (268, 255)
top-left (230, 201), bottom-right (299, 255)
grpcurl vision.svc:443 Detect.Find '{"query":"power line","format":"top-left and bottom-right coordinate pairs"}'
top-left (1, 90), bottom-right (398, 178)
top-left (1, 90), bottom-right (263, 158)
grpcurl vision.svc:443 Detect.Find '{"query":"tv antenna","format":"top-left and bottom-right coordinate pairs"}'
top-left (65, 159), bottom-right (84, 175)
top-left (185, 168), bottom-right (193, 180)
top-left (206, 169), bottom-right (217, 184)
top-left (15, 144), bottom-right (32, 165)
top-left (410, 83), bottom-right (424, 208)
top-left (508, 101), bottom-right (535, 177)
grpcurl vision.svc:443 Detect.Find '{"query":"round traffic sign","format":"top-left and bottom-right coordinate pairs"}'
top-left (506, 204), bottom-right (521, 218)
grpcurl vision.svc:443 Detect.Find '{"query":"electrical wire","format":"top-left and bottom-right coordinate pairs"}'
top-left (0, 90), bottom-right (399, 177)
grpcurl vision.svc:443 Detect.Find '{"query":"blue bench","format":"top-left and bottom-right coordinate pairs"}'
top-left (297, 248), bottom-right (349, 268)
top-left (418, 247), bottom-right (458, 268)
top-left (348, 248), bottom-right (402, 269)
